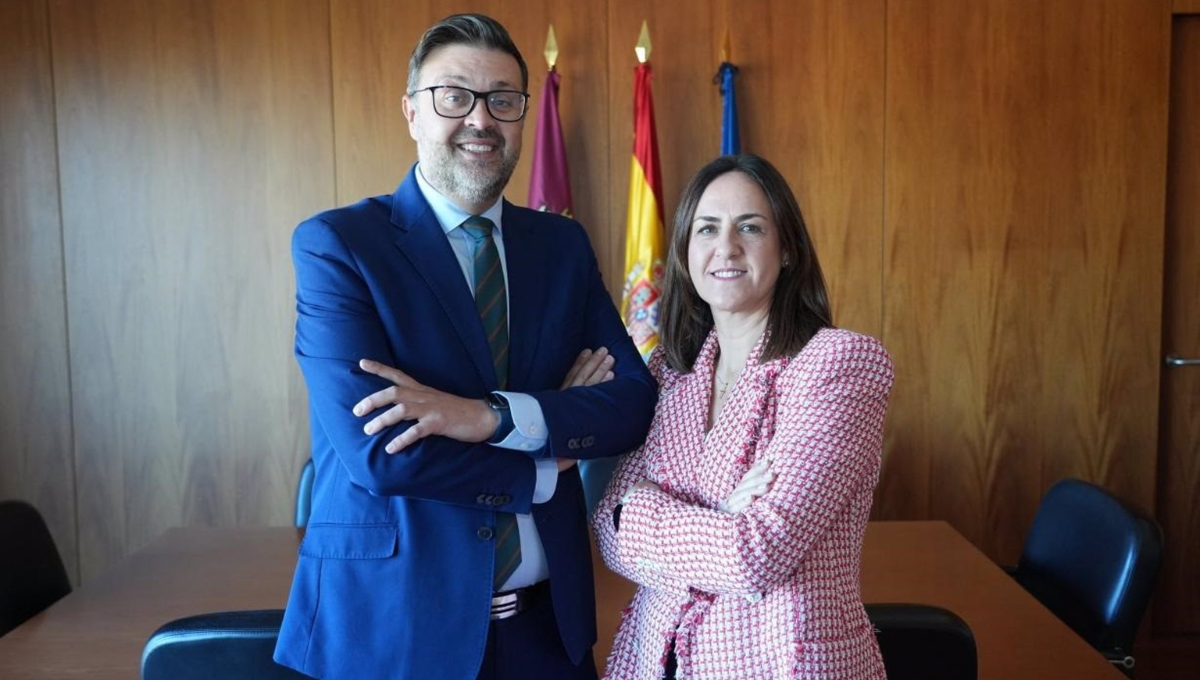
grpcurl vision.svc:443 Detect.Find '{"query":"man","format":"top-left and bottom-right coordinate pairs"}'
top-left (273, 13), bottom-right (656, 680)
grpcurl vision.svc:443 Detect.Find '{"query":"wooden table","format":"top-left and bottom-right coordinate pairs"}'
top-left (0, 522), bottom-right (1123, 679)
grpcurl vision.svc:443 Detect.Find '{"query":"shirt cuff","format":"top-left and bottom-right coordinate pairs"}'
top-left (532, 459), bottom-right (559, 504)
top-left (492, 391), bottom-right (548, 453)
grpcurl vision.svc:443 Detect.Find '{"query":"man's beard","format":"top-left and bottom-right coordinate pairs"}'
top-left (422, 129), bottom-right (519, 206)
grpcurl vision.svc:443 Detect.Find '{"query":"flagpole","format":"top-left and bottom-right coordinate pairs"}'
top-left (715, 28), bottom-right (741, 155)
top-left (527, 23), bottom-right (573, 216)
top-left (544, 24), bottom-right (558, 71)
top-left (635, 20), bottom-right (651, 63)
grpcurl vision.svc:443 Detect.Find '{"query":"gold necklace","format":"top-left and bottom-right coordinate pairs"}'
top-left (715, 372), bottom-right (736, 399)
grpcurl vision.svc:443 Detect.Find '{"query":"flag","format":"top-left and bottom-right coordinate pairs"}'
top-left (527, 69), bottom-right (573, 216)
top-left (716, 62), bottom-right (741, 154)
top-left (620, 61), bottom-right (666, 361)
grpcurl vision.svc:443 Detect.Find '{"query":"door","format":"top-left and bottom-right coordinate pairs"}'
top-left (1152, 13), bottom-right (1200, 674)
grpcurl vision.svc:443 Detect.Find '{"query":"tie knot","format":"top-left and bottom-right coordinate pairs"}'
top-left (461, 216), bottom-right (495, 242)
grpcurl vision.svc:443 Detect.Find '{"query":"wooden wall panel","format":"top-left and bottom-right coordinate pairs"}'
top-left (331, 0), bottom-right (615, 294)
top-left (881, 0), bottom-right (1171, 561)
top-left (0, 0), bottom-right (78, 581)
top-left (606, 0), bottom-right (885, 336)
top-left (733, 0), bottom-right (886, 336)
top-left (49, 0), bottom-right (333, 580)
top-left (0, 0), bottom-right (1180, 600)
top-left (1176, 0), bottom-right (1200, 15)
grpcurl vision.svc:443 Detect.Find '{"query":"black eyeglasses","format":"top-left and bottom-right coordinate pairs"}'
top-left (408, 86), bottom-right (530, 123)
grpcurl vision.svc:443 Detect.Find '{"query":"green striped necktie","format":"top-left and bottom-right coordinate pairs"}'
top-left (461, 215), bottom-right (520, 589)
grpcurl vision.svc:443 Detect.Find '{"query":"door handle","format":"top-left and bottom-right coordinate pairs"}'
top-left (1165, 355), bottom-right (1200, 367)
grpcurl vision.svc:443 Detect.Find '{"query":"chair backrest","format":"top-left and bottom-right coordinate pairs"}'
top-left (0, 500), bottom-right (72, 637)
top-left (1016, 478), bottom-right (1163, 655)
top-left (141, 610), bottom-right (309, 680)
top-left (294, 458), bottom-right (315, 528)
top-left (866, 603), bottom-right (977, 680)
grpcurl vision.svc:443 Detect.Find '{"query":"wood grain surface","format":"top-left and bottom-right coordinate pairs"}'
top-left (880, 0), bottom-right (1170, 562)
top-left (48, 0), bottom-right (331, 580)
top-left (1176, 0), bottom-right (1200, 15)
top-left (0, 524), bottom-right (1125, 680)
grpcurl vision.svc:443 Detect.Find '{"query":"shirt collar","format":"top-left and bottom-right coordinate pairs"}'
top-left (414, 163), bottom-right (505, 235)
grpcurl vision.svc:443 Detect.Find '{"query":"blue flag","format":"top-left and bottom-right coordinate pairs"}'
top-left (716, 62), bottom-right (741, 154)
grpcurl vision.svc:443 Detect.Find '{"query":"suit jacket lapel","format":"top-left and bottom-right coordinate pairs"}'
top-left (500, 201), bottom-right (547, 390)
top-left (389, 168), bottom-right (496, 389)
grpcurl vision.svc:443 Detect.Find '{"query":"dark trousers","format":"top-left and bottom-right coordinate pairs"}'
top-left (475, 590), bottom-right (597, 680)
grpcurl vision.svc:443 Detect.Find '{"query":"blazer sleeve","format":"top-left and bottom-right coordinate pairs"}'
top-left (525, 226), bottom-right (657, 461)
top-left (591, 350), bottom-right (694, 596)
top-left (293, 217), bottom-right (538, 512)
top-left (609, 333), bottom-right (894, 596)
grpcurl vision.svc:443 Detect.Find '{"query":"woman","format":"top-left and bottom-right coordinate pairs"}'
top-left (592, 154), bottom-right (893, 680)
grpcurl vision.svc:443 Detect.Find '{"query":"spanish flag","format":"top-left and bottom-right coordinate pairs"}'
top-left (621, 60), bottom-right (666, 361)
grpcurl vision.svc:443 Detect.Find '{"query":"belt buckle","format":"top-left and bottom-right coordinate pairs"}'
top-left (490, 590), bottom-right (521, 621)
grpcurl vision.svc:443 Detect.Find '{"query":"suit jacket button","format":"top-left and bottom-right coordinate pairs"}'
top-left (496, 495), bottom-right (510, 505)
top-left (582, 436), bottom-right (595, 447)
top-left (476, 494), bottom-right (488, 504)
top-left (567, 438), bottom-right (580, 450)
top-left (477, 527), bottom-right (494, 541)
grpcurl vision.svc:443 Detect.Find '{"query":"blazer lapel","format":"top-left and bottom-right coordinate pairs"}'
top-left (500, 201), bottom-right (548, 390)
top-left (389, 169), bottom-right (496, 389)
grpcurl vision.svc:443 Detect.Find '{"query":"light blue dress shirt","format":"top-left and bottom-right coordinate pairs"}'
top-left (414, 165), bottom-right (556, 590)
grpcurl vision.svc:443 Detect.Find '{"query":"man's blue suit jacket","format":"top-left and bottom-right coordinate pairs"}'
top-left (274, 166), bottom-right (657, 680)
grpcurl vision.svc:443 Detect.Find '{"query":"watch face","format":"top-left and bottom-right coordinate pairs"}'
top-left (486, 392), bottom-right (509, 410)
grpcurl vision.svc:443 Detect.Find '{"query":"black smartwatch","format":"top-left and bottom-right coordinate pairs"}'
top-left (485, 392), bottom-right (515, 444)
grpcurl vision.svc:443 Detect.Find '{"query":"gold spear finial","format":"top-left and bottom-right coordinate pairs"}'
top-left (720, 28), bottom-right (731, 63)
top-left (635, 20), bottom-right (652, 64)
top-left (544, 24), bottom-right (559, 71)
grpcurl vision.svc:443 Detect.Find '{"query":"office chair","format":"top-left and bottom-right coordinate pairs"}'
top-left (1009, 478), bottom-right (1163, 675)
top-left (141, 609), bottom-right (309, 680)
top-left (866, 603), bottom-right (977, 680)
top-left (0, 500), bottom-right (72, 637)
top-left (294, 458), bottom-right (315, 528)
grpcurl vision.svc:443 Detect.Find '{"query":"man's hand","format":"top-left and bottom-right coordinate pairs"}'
top-left (560, 347), bottom-right (615, 388)
top-left (552, 347), bottom-right (616, 470)
top-left (354, 359), bottom-right (498, 453)
top-left (718, 457), bottom-right (775, 514)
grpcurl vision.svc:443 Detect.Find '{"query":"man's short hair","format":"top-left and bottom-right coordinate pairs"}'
top-left (407, 14), bottom-right (529, 94)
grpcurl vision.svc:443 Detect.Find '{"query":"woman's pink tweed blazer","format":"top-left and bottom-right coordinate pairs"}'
top-left (593, 328), bottom-right (893, 680)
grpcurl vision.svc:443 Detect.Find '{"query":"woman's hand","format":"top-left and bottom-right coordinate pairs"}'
top-left (719, 457), bottom-right (775, 514)
top-left (621, 478), bottom-right (661, 503)
top-left (560, 348), bottom-right (615, 389)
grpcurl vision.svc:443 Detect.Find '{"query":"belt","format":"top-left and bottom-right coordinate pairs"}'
top-left (490, 580), bottom-right (549, 621)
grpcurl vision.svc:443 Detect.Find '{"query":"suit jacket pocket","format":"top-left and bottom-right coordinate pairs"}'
top-left (299, 524), bottom-right (398, 559)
